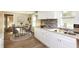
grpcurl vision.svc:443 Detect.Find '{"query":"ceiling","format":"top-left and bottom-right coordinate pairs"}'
top-left (13, 11), bottom-right (35, 14)
top-left (4, 11), bottom-right (36, 14)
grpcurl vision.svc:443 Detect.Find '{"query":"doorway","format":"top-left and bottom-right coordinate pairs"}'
top-left (4, 14), bottom-right (13, 32)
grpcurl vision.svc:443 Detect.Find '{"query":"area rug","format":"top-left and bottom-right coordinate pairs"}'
top-left (10, 32), bottom-right (32, 41)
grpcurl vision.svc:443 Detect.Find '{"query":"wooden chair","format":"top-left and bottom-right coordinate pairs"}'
top-left (12, 25), bottom-right (19, 37)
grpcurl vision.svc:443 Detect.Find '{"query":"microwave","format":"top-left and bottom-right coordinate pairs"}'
top-left (74, 24), bottom-right (79, 33)
top-left (74, 24), bottom-right (79, 28)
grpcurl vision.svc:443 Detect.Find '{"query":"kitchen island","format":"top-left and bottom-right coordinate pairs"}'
top-left (34, 28), bottom-right (79, 48)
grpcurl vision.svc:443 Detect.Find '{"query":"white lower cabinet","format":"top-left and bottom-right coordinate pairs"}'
top-left (46, 32), bottom-right (58, 48)
top-left (62, 38), bottom-right (76, 48)
top-left (56, 38), bottom-right (63, 48)
top-left (34, 28), bottom-right (47, 44)
top-left (34, 29), bottom-right (40, 40)
top-left (34, 28), bottom-right (77, 48)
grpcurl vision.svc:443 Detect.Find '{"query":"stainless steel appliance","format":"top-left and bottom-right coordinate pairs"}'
top-left (74, 24), bottom-right (79, 33)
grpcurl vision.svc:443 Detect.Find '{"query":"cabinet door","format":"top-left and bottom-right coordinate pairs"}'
top-left (46, 32), bottom-right (58, 48)
top-left (38, 11), bottom-right (55, 19)
top-left (34, 28), bottom-right (40, 39)
top-left (62, 35), bottom-right (77, 48)
top-left (38, 11), bottom-right (47, 19)
top-left (56, 34), bottom-right (77, 48)
top-left (56, 38), bottom-right (63, 48)
top-left (39, 29), bottom-right (47, 42)
top-left (45, 12), bottom-right (54, 19)
top-left (34, 28), bottom-right (47, 44)
top-left (62, 38), bottom-right (76, 48)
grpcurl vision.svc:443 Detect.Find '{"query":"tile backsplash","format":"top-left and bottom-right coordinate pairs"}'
top-left (41, 19), bottom-right (57, 28)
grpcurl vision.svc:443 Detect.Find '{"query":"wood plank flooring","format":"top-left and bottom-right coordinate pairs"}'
top-left (4, 32), bottom-right (47, 48)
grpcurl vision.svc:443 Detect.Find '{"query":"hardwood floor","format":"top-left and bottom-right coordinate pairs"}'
top-left (4, 32), bottom-right (47, 48)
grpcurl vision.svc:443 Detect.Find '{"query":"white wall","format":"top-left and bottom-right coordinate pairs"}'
top-left (0, 12), bottom-right (4, 33)
top-left (74, 12), bottom-right (79, 24)
top-left (13, 13), bottom-right (30, 26)
top-left (0, 12), bottom-right (4, 48)
top-left (3, 12), bottom-right (30, 26)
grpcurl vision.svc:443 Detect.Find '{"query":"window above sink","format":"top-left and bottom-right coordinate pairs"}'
top-left (62, 11), bottom-right (75, 29)
top-left (62, 11), bottom-right (75, 18)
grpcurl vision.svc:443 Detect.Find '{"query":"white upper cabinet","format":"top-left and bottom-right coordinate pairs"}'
top-left (62, 11), bottom-right (79, 24)
top-left (62, 11), bottom-right (76, 29)
top-left (37, 11), bottom-right (60, 19)
top-left (62, 11), bottom-right (76, 18)
top-left (74, 12), bottom-right (79, 24)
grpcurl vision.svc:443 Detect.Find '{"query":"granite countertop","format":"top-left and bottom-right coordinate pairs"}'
top-left (43, 28), bottom-right (79, 39)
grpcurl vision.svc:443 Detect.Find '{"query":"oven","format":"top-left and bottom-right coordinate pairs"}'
top-left (74, 24), bottom-right (79, 33)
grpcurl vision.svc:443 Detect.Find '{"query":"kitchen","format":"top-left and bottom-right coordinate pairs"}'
top-left (34, 11), bottom-right (79, 48)
top-left (1, 11), bottom-right (79, 48)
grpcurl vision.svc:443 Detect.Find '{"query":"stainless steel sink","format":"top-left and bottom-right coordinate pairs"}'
top-left (64, 32), bottom-right (76, 35)
top-left (47, 28), bottom-right (76, 35)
